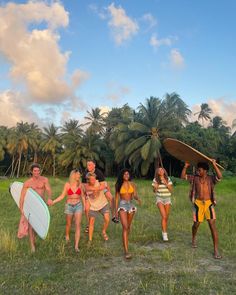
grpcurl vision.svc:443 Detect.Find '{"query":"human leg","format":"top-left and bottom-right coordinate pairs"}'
top-left (192, 222), bottom-right (200, 247)
top-left (65, 214), bottom-right (73, 242)
top-left (208, 219), bottom-right (221, 259)
top-left (28, 224), bottom-right (36, 253)
top-left (157, 203), bottom-right (168, 232)
top-left (88, 216), bottom-right (95, 242)
top-left (74, 212), bottom-right (82, 251)
top-left (102, 212), bottom-right (110, 240)
top-left (84, 200), bottom-right (90, 233)
top-left (119, 210), bottom-right (130, 257)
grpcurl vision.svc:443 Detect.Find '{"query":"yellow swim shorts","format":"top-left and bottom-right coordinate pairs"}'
top-left (193, 199), bottom-right (216, 223)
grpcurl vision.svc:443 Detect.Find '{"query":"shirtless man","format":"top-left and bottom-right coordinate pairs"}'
top-left (181, 160), bottom-right (222, 259)
top-left (19, 163), bottom-right (52, 252)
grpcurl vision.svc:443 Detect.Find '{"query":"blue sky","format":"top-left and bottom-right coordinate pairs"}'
top-left (0, 0), bottom-right (236, 127)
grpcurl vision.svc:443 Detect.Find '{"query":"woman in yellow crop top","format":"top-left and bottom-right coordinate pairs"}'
top-left (115, 169), bottom-right (141, 259)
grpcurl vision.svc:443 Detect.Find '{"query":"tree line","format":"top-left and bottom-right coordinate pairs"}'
top-left (1, 93), bottom-right (236, 178)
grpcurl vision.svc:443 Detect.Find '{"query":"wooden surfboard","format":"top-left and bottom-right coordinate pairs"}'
top-left (163, 138), bottom-right (224, 170)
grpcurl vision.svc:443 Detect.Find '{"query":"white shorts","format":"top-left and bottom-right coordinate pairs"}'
top-left (156, 197), bottom-right (172, 205)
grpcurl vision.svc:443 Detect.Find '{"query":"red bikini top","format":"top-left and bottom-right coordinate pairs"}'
top-left (67, 187), bottom-right (82, 196)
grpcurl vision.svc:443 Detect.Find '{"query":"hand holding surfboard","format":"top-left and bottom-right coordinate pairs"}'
top-left (163, 138), bottom-right (224, 170)
top-left (10, 182), bottom-right (50, 239)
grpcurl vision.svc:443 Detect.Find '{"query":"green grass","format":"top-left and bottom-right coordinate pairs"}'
top-left (0, 177), bottom-right (236, 294)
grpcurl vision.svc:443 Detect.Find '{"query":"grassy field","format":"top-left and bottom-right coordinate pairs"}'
top-left (0, 176), bottom-right (236, 295)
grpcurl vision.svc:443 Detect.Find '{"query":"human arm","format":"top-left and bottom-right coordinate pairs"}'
top-left (160, 177), bottom-right (173, 193)
top-left (115, 191), bottom-right (119, 219)
top-left (19, 181), bottom-right (30, 214)
top-left (44, 178), bottom-right (52, 202)
top-left (181, 162), bottom-right (190, 179)
top-left (132, 183), bottom-right (141, 206)
top-left (50, 183), bottom-right (68, 205)
top-left (152, 179), bottom-right (159, 192)
top-left (80, 184), bottom-right (86, 209)
top-left (212, 159), bottom-right (222, 180)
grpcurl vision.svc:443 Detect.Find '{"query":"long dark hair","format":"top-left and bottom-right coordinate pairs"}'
top-left (154, 167), bottom-right (168, 184)
top-left (115, 168), bottom-right (132, 193)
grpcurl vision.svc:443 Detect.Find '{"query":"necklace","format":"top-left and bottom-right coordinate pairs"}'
top-left (199, 177), bottom-right (207, 184)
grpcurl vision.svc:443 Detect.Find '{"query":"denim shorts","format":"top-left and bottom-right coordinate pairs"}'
top-left (89, 203), bottom-right (110, 218)
top-left (64, 202), bottom-right (83, 215)
top-left (118, 200), bottom-right (137, 213)
top-left (156, 197), bottom-right (172, 205)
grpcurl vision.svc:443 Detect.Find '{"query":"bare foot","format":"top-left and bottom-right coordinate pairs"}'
top-left (214, 252), bottom-right (222, 259)
top-left (125, 253), bottom-right (132, 259)
top-left (102, 232), bottom-right (109, 241)
top-left (192, 240), bottom-right (197, 248)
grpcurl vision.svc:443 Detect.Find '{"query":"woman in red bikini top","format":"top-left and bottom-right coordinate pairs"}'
top-left (51, 170), bottom-right (84, 205)
top-left (48, 169), bottom-right (85, 252)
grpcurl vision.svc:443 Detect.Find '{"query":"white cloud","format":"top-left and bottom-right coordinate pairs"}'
top-left (71, 70), bottom-right (90, 89)
top-left (105, 82), bottom-right (131, 102)
top-left (0, 90), bottom-right (41, 127)
top-left (0, 1), bottom-right (89, 108)
top-left (150, 33), bottom-right (176, 49)
top-left (169, 49), bottom-right (185, 69)
top-left (107, 3), bottom-right (139, 45)
top-left (191, 97), bottom-right (236, 128)
top-left (141, 13), bottom-right (157, 31)
top-left (88, 3), bottom-right (107, 20)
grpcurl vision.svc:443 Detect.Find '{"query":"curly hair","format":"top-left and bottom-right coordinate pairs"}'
top-left (115, 168), bottom-right (132, 193)
top-left (197, 162), bottom-right (209, 171)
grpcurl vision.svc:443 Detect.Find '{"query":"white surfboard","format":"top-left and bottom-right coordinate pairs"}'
top-left (10, 181), bottom-right (50, 240)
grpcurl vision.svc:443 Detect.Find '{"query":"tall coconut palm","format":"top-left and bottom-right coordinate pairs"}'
top-left (84, 107), bottom-right (106, 135)
top-left (60, 129), bottom-right (106, 170)
top-left (111, 94), bottom-right (191, 175)
top-left (61, 119), bottom-right (84, 147)
top-left (28, 123), bottom-right (42, 163)
top-left (0, 126), bottom-right (7, 161)
top-left (7, 122), bottom-right (33, 178)
top-left (41, 124), bottom-right (61, 176)
top-left (59, 120), bottom-right (84, 170)
top-left (194, 103), bottom-right (212, 126)
top-left (232, 119), bottom-right (236, 135)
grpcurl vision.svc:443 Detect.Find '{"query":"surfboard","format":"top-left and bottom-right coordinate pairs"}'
top-left (10, 181), bottom-right (50, 239)
top-left (163, 138), bottom-right (224, 170)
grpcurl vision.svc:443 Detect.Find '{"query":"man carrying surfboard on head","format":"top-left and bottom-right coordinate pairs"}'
top-left (19, 163), bottom-right (52, 253)
top-left (181, 160), bottom-right (222, 259)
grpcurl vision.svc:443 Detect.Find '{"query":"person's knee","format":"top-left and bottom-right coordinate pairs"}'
top-left (122, 224), bottom-right (129, 231)
top-left (193, 222), bottom-right (200, 229)
top-left (103, 214), bottom-right (110, 222)
top-left (208, 219), bottom-right (216, 228)
top-left (162, 215), bottom-right (168, 222)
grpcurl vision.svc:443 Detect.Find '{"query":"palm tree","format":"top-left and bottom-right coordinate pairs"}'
top-left (28, 123), bottom-right (42, 163)
top-left (84, 107), bottom-right (106, 135)
top-left (41, 124), bottom-right (61, 176)
top-left (194, 103), bottom-right (212, 126)
top-left (111, 94), bottom-right (191, 175)
top-left (59, 120), bottom-right (84, 170)
top-left (61, 119), bottom-right (84, 146)
top-left (7, 122), bottom-right (33, 178)
top-left (232, 119), bottom-right (236, 134)
top-left (0, 126), bottom-right (7, 161)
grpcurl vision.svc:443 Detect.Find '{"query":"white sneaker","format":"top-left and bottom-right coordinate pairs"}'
top-left (162, 232), bottom-right (168, 241)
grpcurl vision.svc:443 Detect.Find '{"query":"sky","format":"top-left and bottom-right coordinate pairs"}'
top-left (0, 0), bottom-right (236, 128)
